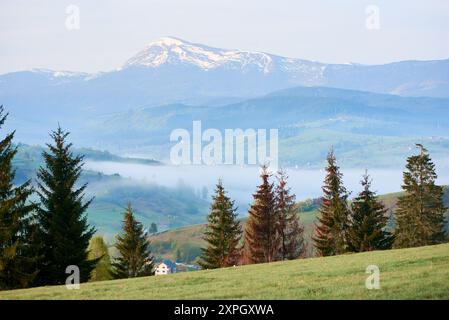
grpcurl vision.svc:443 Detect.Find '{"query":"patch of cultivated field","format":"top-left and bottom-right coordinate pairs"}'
top-left (1, 243), bottom-right (448, 300)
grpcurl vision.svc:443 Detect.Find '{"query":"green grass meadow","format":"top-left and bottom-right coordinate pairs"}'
top-left (1, 243), bottom-right (448, 300)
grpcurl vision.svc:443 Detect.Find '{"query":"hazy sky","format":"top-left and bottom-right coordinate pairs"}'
top-left (1, 0), bottom-right (448, 74)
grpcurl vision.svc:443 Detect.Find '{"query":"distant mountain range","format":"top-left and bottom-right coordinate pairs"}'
top-left (80, 86), bottom-right (449, 167)
top-left (2, 37), bottom-right (449, 115)
top-left (1, 37), bottom-right (449, 166)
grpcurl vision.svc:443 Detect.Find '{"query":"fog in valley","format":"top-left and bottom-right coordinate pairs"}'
top-left (85, 161), bottom-right (449, 213)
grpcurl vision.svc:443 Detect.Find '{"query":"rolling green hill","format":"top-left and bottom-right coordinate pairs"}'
top-left (1, 243), bottom-right (448, 300)
top-left (13, 143), bottom-right (160, 182)
top-left (13, 144), bottom-right (209, 239)
top-left (81, 173), bottom-right (209, 240)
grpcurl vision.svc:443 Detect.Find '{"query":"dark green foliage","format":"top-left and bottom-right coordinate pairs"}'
top-left (0, 106), bottom-right (39, 290)
top-left (149, 222), bottom-right (158, 234)
top-left (244, 166), bottom-right (279, 264)
top-left (394, 144), bottom-right (447, 248)
top-left (199, 180), bottom-right (242, 269)
top-left (347, 172), bottom-right (393, 252)
top-left (176, 243), bottom-right (203, 264)
top-left (175, 248), bottom-right (182, 263)
top-left (312, 150), bottom-right (350, 256)
top-left (35, 127), bottom-right (97, 285)
top-left (88, 236), bottom-right (112, 282)
top-left (112, 204), bottom-right (154, 278)
top-left (275, 170), bottom-right (305, 260)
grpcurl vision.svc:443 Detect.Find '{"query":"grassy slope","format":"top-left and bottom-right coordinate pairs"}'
top-left (1, 243), bottom-right (448, 300)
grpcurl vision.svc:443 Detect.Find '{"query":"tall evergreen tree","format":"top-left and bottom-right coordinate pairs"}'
top-left (112, 204), bottom-right (154, 278)
top-left (312, 149), bottom-right (350, 256)
top-left (347, 172), bottom-right (393, 252)
top-left (243, 165), bottom-right (279, 264)
top-left (394, 144), bottom-right (447, 248)
top-left (35, 127), bottom-right (97, 285)
top-left (0, 106), bottom-right (39, 289)
top-left (275, 170), bottom-right (305, 260)
top-left (199, 179), bottom-right (242, 269)
top-left (88, 236), bottom-right (112, 282)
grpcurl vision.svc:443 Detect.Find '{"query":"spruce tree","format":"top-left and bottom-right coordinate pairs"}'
top-left (312, 150), bottom-right (350, 256)
top-left (35, 127), bottom-right (97, 285)
top-left (88, 236), bottom-right (112, 281)
top-left (199, 179), bottom-right (242, 269)
top-left (347, 172), bottom-right (393, 252)
top-left (0, 106), bottom-right (39, 289)
top-left (243, 165), bottom-right (279, 264)
top-left (275, 170), bottom-right (305, 260)
top-left (394, 144), bottom-right (447, 248)
top-left (112, 204), bottom-right (154, 278)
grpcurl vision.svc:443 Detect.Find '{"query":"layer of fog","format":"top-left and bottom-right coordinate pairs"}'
top-left (85, 161), bottom-right (449, 209)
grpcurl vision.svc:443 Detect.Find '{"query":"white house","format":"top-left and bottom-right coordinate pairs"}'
top-left (155, 260), bottom-right (177, 276)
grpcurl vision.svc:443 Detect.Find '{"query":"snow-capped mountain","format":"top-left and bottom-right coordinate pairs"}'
top-left (1, 37), bottom-right (449, 128)
top-left (118, 37), bottom-right (449, 94)
top-left (123, 37), bottom-right (276, 72)
top-left (121, 37), bottom-right (327, 84)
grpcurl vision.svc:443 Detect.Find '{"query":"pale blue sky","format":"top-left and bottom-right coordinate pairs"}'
top-left (1, 0), bottom-right (448, 74)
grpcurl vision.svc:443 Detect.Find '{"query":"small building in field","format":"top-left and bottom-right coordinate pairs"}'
top-left (155, 259), bottom-right (177, 276)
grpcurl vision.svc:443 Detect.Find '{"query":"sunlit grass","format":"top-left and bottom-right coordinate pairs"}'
top-left (1, 243), bottom-right (448, 300)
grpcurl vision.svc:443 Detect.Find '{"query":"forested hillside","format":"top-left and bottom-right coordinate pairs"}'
top-left (150, 187), bottom-right (449, 263)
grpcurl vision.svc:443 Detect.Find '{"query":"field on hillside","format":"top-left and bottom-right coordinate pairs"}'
top-left (1, 244), bottom-right (448, 300)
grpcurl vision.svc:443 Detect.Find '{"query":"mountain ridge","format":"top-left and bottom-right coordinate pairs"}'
top-left (2, 37), bottom-right (449, 100)
top-left (5, 36), bottom-right (449, 76)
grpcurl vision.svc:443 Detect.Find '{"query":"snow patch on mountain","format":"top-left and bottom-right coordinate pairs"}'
top-left (123, 37), bottom-right (275, 73)
top-left (30, 68), bottom-right (88, 78)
